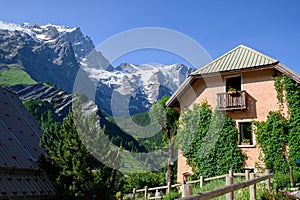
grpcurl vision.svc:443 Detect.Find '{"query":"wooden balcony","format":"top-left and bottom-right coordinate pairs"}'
top-left (217, 91), bottom-right (247, 111)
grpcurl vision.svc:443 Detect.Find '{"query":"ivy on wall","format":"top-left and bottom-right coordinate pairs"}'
top-left (177, 102), bottom-right (245, 178)
top-left (282, 75), bottom-right (300, 167)
top-left (254, 111), bottom-right (289, 172)
top-left (255, 74), bottom-right (300, 173)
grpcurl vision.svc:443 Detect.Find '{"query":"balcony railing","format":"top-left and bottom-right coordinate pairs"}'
top-left (217, 90), bottom-right (247, 111)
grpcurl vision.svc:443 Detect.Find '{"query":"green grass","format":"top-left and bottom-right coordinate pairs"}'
top-left (119, 151), bottom-right (151, 174)
top-left (129, 177), bottom-right (270, 200)
top-left (190, 177), bottom-right (267, 200)
top-left (0, 67), bottom-right (36, 86)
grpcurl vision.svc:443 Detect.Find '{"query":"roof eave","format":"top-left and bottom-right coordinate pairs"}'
top-left (165, 76), bottom-right (194, 108)
top-left (190, 62), bottom-right (279, 78)
top-left (275, 63), bottom-right (300, 84)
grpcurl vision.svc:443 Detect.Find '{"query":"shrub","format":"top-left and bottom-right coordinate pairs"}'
top-left (120, 172), bottom-right (165, 194)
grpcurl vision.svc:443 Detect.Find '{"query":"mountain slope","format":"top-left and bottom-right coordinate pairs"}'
top-left (0, 21), bottom-right (93, 92)
top-left (8, 83), bottom-right (146, 153)
top-left (83, 62), bottom-right (195, 115)
top-left (0, 21), bottom-right (195, 115)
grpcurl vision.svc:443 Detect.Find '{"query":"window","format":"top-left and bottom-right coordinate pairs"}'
top-left (238, 122), bottom-right (254, 145)
top-left (226, 76), bottom-right (241, 92)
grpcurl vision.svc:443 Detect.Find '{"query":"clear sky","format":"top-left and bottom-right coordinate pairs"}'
top-left (0, 0), bottom-right (300, 73)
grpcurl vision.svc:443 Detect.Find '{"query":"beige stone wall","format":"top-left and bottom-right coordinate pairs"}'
top-left (176, 68), bottom-right (286, 183)
top-left (177, 150), bottom-right (193, 183)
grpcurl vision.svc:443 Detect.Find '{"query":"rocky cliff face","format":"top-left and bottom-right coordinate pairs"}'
top-left (0, 21), bottom-right (195, 115)
top-left (8, 83), bottom-right (77, 119)
top-left (85, 62), bottom-right (195, 115)
top-left (0, 21), bottom-right (94, 92)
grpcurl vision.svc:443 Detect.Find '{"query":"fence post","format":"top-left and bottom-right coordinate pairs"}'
top-left (200, 176), bottom-right (204, 188)
top-left (167, 182), bottom-right (171, 194)
top-left (228, 170), bottom-right (233, 178)
top-left (144, 186), bottom-right (148, 199)
top-left (132, 188), bottom-right (136, 200)
top-left (245, 170), bottom-right (250, 181)
top-left (226, 174), bottom-right (234, 200)
top-left (290, 166), bottom-right (294, 187)
top-left (265, 169), bottom-right (270, 191)
top-left (250, 173), bottom-right (256, 200)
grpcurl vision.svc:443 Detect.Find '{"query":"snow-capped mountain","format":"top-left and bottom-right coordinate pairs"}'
top-left (0, 21), bottom-right (94, 60)
top-left (81, 62), bottom-right (194, 115)
top-left (0, 21), bottom-right (195, 115)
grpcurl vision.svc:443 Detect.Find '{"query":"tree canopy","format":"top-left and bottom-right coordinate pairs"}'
top-left (41, 100), bottom-right (118, 199)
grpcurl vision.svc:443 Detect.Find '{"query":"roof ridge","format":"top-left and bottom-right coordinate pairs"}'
top-left (192, 45), bottom-right (242, 75)
top-left (239, 45), bottom-right (278, 63)
top-left (191, 44), bottom-right (279, 75)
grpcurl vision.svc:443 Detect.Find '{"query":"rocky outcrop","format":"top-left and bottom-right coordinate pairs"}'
top-left (0, 21), bottom-right (195, 115)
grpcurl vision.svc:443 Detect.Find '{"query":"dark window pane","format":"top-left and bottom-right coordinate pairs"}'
top-left (226, 76), bottom-right (241, 92)
top-left (239, 122), bottom-right (252, 144)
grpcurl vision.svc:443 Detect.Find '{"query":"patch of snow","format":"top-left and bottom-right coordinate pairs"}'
top-left (44, 39), bottom-right (57, 43)
top-left (35, 34), bottom-right (50, 40)
top-left (40, 24), bottom-right (77, 33)
top-left (73, 42), bottom-right (82, 46)
top-left (0, 20), bottom-right (34, 37)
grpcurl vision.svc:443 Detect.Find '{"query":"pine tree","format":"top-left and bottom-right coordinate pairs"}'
top-left (41, 99), bottom-right (118, 199)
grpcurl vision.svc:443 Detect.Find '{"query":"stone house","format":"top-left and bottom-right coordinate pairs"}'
top-left (166, 45), bottom-right (300, 183)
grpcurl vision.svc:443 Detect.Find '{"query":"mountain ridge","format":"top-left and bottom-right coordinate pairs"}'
top-left (0, 20), bottom-right (195, 115)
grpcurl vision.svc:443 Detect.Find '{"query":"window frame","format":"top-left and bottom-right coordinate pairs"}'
top-left (225, 75), bottom-right (243, 92)
top-left (236, 120), bottom-right (256, 147)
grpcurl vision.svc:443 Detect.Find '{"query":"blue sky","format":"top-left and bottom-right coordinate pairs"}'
top-left (1, 0), bottom-right (300, 73)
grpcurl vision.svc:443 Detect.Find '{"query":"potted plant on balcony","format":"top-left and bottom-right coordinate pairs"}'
top-left (241, 138), bottom-right (250, 145)
top-left (115, 191), bottom-right (123, 200)
top-left (228, 87), bottom-right (237, 94)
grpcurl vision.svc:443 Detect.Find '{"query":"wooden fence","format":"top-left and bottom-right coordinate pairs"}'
top-left (133, 181), bottom-right (181, 199)
top-left (132, 170), bottom-right (273, 200)
top-left (177, 170), bottom-right (273, 200)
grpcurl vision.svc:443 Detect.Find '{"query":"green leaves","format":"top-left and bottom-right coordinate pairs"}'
top-left (254, 111), bottom-right (289, 172)
top-left (282, 75), bottom-right (300, 167)
top-left (41, 99), bottom-right (117, 199)
top-left (254, 75), bottom-right (300, 189)
top-left (177, 102), bottom-right (245, 178)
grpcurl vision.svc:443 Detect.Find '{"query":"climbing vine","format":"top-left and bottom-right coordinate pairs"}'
top-left (177, 102), bottom-right (245, 178)
top-left (282, 75), bottom-right (300, 166)
top-left (254, 111), bottom-right (289, 173)
top-left (255, 74), bottom-right (300, 176)
top-left (274, 75), bottom-right (285, 113)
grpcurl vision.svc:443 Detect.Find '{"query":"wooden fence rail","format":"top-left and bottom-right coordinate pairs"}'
top-left (177, 170), bottom-right (273, 200)
top-left (132, 170), bottom-right (273, 200)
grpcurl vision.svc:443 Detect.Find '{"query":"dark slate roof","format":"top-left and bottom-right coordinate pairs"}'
top-left (0, 171), bottom-right (55, 197)
top-left (0, 86), bottom-right (55, 198)
top-left (192, 45), bottom-right (279, 75)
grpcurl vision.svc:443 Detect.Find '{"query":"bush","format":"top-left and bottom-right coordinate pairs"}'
top-left (162, 191), bottom-right (180, 200)
top-left (120, 172), bottom-right (165, 194)
top-left (261, 190), bottom-right (298, 200)
top-left (274, 171), bottom-right (292, 190)
top-left (274, 168), bottom-right (300, 190)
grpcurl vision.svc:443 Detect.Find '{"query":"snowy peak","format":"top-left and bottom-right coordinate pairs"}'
top-left (0, 21), bottom-right (34, 36)
top-left (82, 62), bottom-right (195, 115)
top-left (0, 21), bottom-right (94, 60)
top-left (0, 21), bottom-right (78, 39)
top-left (0, 20), bottom-right (195, 115)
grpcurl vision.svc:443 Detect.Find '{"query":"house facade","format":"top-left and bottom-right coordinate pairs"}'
top-left (166, 45), bottom-right (300, 183)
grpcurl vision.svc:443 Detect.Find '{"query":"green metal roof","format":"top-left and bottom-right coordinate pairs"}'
top-left (166, 45), bottom-right (300, 108)
top-left (192, 45), bottom-right (279, 75)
